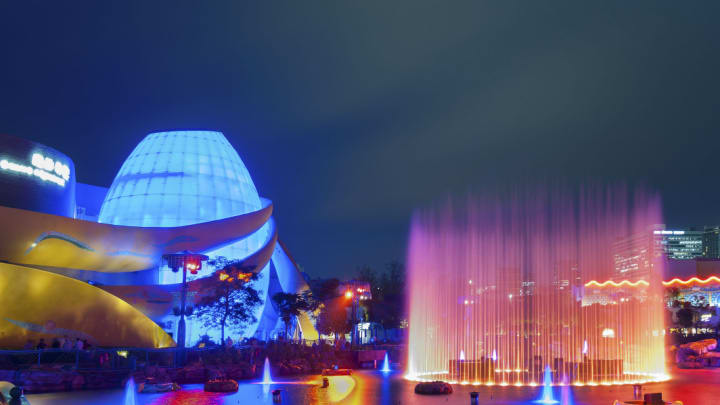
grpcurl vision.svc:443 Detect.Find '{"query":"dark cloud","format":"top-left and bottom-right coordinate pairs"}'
top-left (1, 1), bottom-right (719, 277)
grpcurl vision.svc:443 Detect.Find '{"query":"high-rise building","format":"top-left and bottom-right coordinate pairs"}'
top-left (703, 227), bottom-right (720, 259)
top-left (613, 230), bottom-right (659, 281)
top-left (654, 229), bottom-right (704, 259)
top-left (654, 227), bottom-right (720, 260)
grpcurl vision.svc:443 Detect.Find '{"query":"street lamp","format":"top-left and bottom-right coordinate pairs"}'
top-left (162, 251), bottom-right (208, 355)
top-left (340, 280), bottom-right (371, 346)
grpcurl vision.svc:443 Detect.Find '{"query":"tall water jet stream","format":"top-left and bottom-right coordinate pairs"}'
top-left (262, 357), bottom-right (274, 384)
top-left (406, 186), bottom-right (668, 386)
top-left (537, 365), bottom-right (558, 404)
top-left (381, 352), bottom-right (391, 372)
top-left (123, 378), bottom-right (136, 405)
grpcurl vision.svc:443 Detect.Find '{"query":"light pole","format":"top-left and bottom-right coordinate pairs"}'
top-left (342, 280), bottom-right (371, 347)
top-left (344, 289), bottom-right (359, 346)
top-left (163, 251), bottom-right (208, 362)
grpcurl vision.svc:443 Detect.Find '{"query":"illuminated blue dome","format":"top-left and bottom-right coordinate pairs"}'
top-left (98, 130), bottom-right (270, 275)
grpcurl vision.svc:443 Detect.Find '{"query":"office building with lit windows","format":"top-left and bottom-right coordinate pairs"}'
top-left (654, 227), bottom-right (720, 260)
top-left (0, 131), bottom-right (317, 349)
top-left (655, 229), bottom-right (705, 259)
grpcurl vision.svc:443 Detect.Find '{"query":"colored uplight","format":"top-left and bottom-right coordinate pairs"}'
top-left (663, 276), bottom-right (720, 286)
top-left (218, 272), bottom-right (229, 281)
top-left (345, 290), bottom-right (353, 299)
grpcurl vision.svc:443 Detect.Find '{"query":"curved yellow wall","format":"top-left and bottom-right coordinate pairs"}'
top-left (0, 203), bottom-right (272, 272)
top-left (0, 263), bottom-right (174, 348)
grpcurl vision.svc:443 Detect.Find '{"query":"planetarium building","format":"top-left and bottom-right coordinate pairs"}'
top-left (0, 131), bottom-right (317, 348)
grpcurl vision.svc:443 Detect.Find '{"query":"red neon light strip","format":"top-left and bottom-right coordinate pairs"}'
top-left (584, 280), bottom-right (649, 288)
top-left (662, 276), bottom-right (720, 286)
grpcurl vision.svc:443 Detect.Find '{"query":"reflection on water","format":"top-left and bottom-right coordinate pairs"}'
top-left (24, 369), bottom-right (720, 404)
top-left (323, 376), bottom-right (355, 403)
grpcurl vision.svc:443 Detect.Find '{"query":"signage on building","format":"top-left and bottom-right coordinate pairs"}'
top-left (0, 152), bottom-right (70, 187)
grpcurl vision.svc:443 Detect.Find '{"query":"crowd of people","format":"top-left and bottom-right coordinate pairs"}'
top-left (21, 336), bottom-right (91, 351)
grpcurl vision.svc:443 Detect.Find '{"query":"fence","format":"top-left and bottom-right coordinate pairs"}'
top-left (0, 347), bottom-right (218, 371)
top-left (0, 342), bottom-right (406, 372)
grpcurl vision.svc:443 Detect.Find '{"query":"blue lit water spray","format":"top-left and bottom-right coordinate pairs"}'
top-left (262, 357), bottom-right (274, 384)
top-left (535, 365), bottom-right (559, 404)
top-left (123, 378), bottom-right (136, 405)
top-left (261, 356), bottom-right (274, 395)
top-left (381, 352), bottom-right (391, 372)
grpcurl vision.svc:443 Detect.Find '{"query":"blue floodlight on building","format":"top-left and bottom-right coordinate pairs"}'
top-left (0, 131), bottom-right (317, 349)
top-left (98, 130), bottom-right (272, 340)
top-left (98, 131), bottom-right (271, 273)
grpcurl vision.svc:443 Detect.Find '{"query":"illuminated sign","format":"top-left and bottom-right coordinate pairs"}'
top-left (0, 152), bottom-right (70, 187)
top-left (32, 153), bottom-right (70, 180)
top-left (653, 230), bottom-right (685, 235)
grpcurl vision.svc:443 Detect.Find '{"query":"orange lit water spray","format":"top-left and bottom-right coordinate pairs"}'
top-left (405, 186), bottom-right (668, 386)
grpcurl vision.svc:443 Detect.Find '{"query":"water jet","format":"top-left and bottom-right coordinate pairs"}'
top-left (406, 187), bottom-right (668, 386)
top-left (381, 352), bottom-right (391, 372)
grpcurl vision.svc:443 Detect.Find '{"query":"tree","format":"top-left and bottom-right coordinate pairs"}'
top-left (272, 291), bottom-right (317, 339)
top-left (677, 303), bottom-right (695, 328)
top-left (356, 265), bottom-right (377, 288)
top-left (355, 260), bottom-right (406, 329)
top-left (316, 297), bottom-right (351, 341)
top-left (308, 278), bottom-right (341, 302)
top-left (193, 258), bottom-right (263, 344)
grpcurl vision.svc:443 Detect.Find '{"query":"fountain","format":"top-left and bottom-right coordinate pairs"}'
top-left (123, 378), bottom-right (136, 405)
top-left (405, 186), bottom-right (669, 386)
top-left (262, 356), bottom-right (274, 384)
top-left (536, 365), bottom-right (558, 404)
top-left (381, 352), bottom-right (391, 372)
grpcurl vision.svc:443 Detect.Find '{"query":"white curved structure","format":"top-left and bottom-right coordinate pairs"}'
top-left (93, 131), bottom-right (314, 343)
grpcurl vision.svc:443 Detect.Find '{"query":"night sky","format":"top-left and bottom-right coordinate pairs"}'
top-left (1, 2), bottom-right (719, 278)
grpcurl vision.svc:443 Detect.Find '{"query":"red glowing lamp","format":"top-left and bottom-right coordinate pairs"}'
top-left (164, 251), bottom-right (208, 275)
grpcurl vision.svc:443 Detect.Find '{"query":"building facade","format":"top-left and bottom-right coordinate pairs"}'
top-left (0, 131), bottom-right (317, 349)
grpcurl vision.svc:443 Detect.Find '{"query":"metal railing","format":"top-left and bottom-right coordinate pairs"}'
top-left (0, 347), bottom-right (219, 371)
top-left (0, 341), bottom-right (407, 372)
